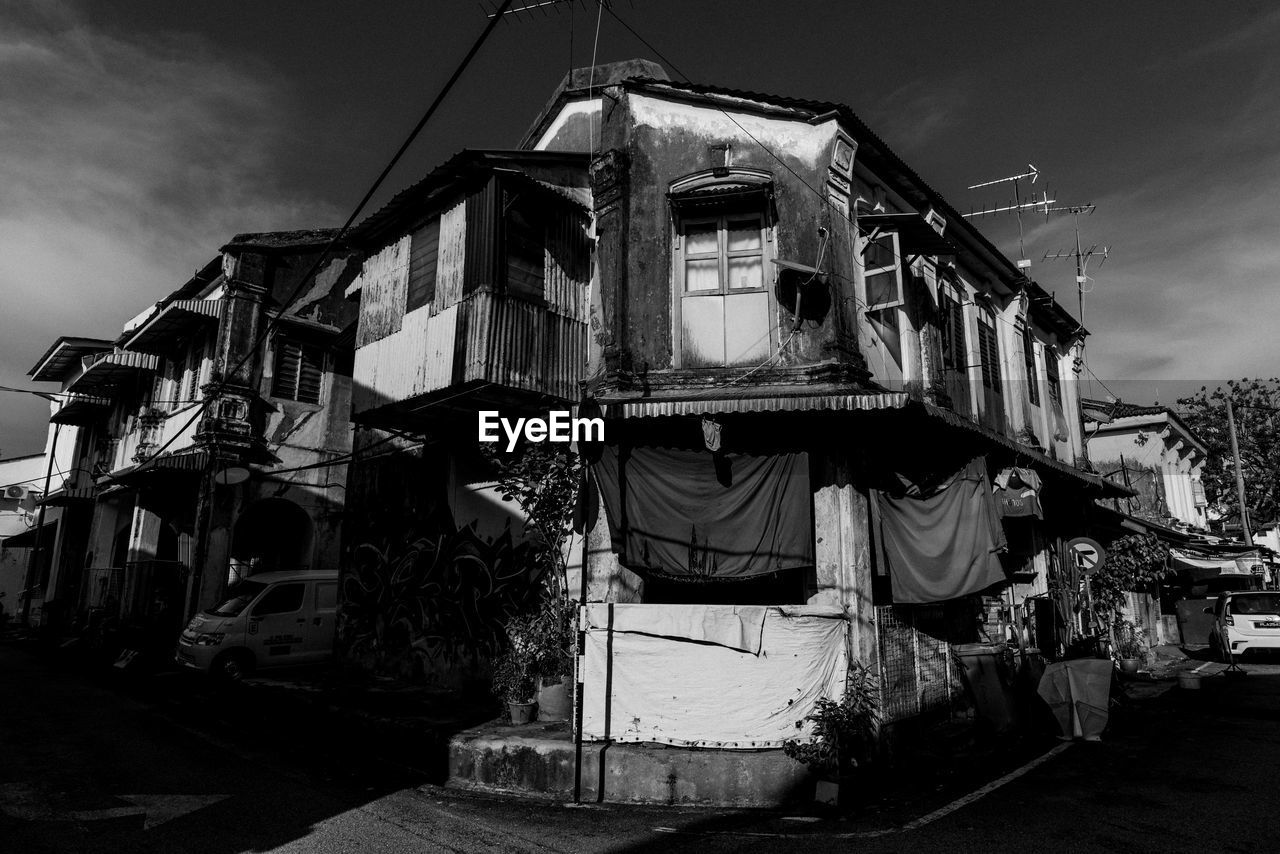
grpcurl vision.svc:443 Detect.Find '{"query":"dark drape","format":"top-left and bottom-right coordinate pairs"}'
top-left (592, 445), bottom-right (812, 579)
top-left (876, 456), bottom-right (1007, 604)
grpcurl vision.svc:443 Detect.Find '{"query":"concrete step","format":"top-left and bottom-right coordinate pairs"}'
top-left (446, 719), bottom-right (812, 807)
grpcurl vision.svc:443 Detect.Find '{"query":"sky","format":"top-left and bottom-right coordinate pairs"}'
top-left (2, 0), bottom-right (1279, 456)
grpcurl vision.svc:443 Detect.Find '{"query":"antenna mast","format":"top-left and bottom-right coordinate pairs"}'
top-left (1041, 204), bottom-right (1109, 326)
top-left (963, 163), bottom-right (1049, 271)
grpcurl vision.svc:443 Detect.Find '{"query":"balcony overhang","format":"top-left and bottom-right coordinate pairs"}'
top-left (858, 212), bottom-right (956, 258)
top-left (918, 402), bottom-right (1133, 497)
top-left (28, 337), bottom-right (114, 382)
top-left (98, 450), bottom-right (209, 486)
top-left (49, 393), bottom-right (111, 425)
top-left (66, 352), bottom-right (159, 395)
top-left (121, 300), bottom-right (220, 354)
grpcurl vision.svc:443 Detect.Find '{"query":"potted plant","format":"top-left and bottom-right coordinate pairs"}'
top-left (492, 614), bottom-right (539, 724)
top-left (484, 443), bottom-right (582, 723)
top-left (783, 663), bottom-right (880, 807)
top-left (530, 595), bottom-right (575, 722)
top-left (1115, 620), bottom-right (1147, 674)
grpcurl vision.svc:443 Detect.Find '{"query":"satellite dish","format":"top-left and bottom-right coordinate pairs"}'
top-left (215, 466), bottom-right (251, 486)
top-left (771, 258), bottom-right (831, 324)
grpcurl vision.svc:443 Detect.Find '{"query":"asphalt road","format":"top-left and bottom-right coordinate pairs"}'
top-left (5, 644), bottom-right (1280, 853)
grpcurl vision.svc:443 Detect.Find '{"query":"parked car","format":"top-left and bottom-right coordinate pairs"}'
top-left (175, 570), bottom-right (339, 680)
top-left (1205, 591), bottom-right (1280, 662)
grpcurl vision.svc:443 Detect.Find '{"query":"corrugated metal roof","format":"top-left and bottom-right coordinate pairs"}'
top-left (920, 403), bottom-right (1133, 497)
top-left (122, 300), bottom-right (220, 354)
top-left (609, 390), bottom-right (909, 418)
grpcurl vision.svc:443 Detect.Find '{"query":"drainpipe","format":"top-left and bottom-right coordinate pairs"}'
top-left (572, 476), bottom-right (589, 804)
top-left (22, 423), bottom-right (60, 626)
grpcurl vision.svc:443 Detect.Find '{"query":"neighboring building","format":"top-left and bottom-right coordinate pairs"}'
top-left (0, 452), bottom-right (56, 624)
top-left (1083, 398), bottom-right (1209, 531)
top-left (336, 60), bottom-right (1132, 769)
top-left (27, 232), bottom-right (359, 644)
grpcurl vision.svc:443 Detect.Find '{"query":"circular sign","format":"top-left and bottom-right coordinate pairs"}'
top-left (1066, 536), bottom-right (1106, 576)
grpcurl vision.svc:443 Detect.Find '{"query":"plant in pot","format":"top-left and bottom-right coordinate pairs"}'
top-left (484, 442), bottom-right (582, 722)
top-left (529, 594), bottom-right (575, 722)
top-left (783, 663), bottom-right (880, 807)
top-left (1114, 620), bottom-right (1148, 674)
top-left (492, 613), bottom-right (539, 724)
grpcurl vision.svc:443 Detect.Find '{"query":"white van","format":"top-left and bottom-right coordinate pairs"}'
top-left (175, 570), bottom-right (339, 680)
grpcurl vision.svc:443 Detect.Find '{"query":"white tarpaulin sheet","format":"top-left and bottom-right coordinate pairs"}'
top-left (1171, 549), bottom-right (1261, 578)
top-left (582, 603), bottom-right (769, 654)
top-left (580, 604), bottom-right (848, 748)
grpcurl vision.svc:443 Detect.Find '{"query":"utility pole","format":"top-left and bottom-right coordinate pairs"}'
top-left (1226, 397), bottom-right (1253, 545)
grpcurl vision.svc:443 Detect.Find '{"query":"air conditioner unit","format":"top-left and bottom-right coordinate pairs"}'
top-left (5, 485), bottom-right (29, 500)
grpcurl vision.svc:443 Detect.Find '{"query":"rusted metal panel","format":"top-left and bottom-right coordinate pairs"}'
top-left (423, 305), bottom-right (458, 393)
top-left (464, 178), bottom-right (501, 294)
top-left (456, 290), bottom-right (585, 402)
top-left (433, 200), bottom-right (467, 315)
top-left (544, 208), bottom-right (591, 321)
top-left (354, 236), bottom-right (410, 348)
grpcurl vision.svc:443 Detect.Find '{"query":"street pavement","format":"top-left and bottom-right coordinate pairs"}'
top-left (5, 643), bottom-right (1280, 853)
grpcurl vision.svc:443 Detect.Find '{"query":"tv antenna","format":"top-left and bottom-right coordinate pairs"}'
top-left (962, 164), bottom-right (1048, 271)
top-left (1041, 204), bottom-right (1109, 326)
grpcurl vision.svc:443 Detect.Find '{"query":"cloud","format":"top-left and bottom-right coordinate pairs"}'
top-left (0, 2), bottom-right (338, 455)
top-left (862, 79), bottom-right (971, 155)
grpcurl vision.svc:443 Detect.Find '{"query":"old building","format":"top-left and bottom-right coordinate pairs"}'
top-left (26, 232), bottom-right (359, 655)
top-left (1084, 398), bottom-right (1210, 531)
top-left (337, 60), bottom-right (1133, 803)
top-left (522, 62), bottom-right (1129, 759)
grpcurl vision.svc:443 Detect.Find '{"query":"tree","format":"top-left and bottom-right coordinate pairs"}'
top-left (1176, 378), bottom-right (1280, 532)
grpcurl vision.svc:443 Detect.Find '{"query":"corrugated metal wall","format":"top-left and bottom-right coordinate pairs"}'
top-left (351, 184), bottom-right (590, 415)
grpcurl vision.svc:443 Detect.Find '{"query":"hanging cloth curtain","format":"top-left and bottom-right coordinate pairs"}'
top-left (592, 444), bottom-right (812, 579)
top-left (875, 456), bottom-right (1008, 604)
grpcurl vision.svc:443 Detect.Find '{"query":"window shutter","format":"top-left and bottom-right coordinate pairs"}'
top-left (1023, 328), bottom-right (1040, 406)
top-left (406, 219), bottom-right (440, 313)
top-left (271, 338), bottom-right (325, 404)
top-left (296, 345), bottom-right (323, 404)
top-left (272, 340), bottom-right (301, 401)
top-left (978, 320), bottom-right (1001, 391)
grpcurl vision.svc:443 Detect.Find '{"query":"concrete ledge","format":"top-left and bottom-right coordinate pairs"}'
top-left (447, 720), bottom-right (812, 807)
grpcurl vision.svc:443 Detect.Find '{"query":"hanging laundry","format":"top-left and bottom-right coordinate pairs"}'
top-left (994, 466), bottom-right (1044, 519)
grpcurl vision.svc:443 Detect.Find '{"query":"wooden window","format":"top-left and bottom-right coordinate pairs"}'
top-left (405, 218), bottom-right (440, 313)
top-left (977, 314), bottom-right (1001, 392)
top-left (862, 232), bottom-right (903, 311)
top-left (504, 191), bottom-right (545, 301)
top-left (939, 287), bottom-right (966, 370)
top-left (677, 213), bottom-right (770, 367)
top-left (1023, 327), bottom-right (1040, 406)
top-left (271, 338), bottom-right (324, 405)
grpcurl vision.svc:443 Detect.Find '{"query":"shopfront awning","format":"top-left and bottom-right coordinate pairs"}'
top-left (37, 486), bottom-right (95, 506)
top-left (2, 519), bottom-right (57, 549)
top-left (99, 451), bottom-right (209, 485)
top-left (918, 403), bottom-right (1134, 498)
top-left (66, 351), bottom-right (159, 394)
top-left (605, 388), bottom-right (910, 419)
top-left (50, 393), bottom-right (111, 425)
top-left (121, 300), bottom-right (220, 354)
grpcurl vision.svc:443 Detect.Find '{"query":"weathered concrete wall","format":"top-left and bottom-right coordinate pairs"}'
top-left (449, 724), bottom-right (812, 807)
top-left (600, 90), bottom-right (858, 374)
